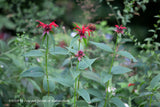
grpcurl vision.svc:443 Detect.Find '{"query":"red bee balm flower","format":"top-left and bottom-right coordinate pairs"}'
top-left (87, 23), bottom-right (96, 32)
top-left (36, 20), bottom-right (58, 36)
top-left (73, 23), bottom-right (90, 39)
top-left (128, 83), bottom-right (135, 87)
top-left (115, 25), bottom-right (126, 34)
top-left (75, 50), bottom-right (85, 61)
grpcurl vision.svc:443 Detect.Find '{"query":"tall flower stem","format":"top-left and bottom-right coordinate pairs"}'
top-left (149, 94), bottom-right (153, 107)
top-left (104, 34), bottom-right (119, 107)
top-left (77, 40), bottom-right (81, 90)
top-left (45, 35), bottom-right (50, 96)
top-left (74, 39), bottom-right (81, 107)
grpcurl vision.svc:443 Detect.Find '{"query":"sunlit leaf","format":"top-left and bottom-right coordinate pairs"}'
top-left (77, 89), bottom-right (91, 103)
top-left (89, 41), bottom-right (113, 52)
top-left (23, 50), bottom-right (44, 57)
top-left (20, 67), bottom-right (44, 77)
top-left (111, 66), bottom-right (132, 74)
top-left (117, 51), bottom-right (137, 62)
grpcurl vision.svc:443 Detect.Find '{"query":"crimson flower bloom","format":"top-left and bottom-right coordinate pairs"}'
top-left (59, 40), bottom-right (67, 48)
top-left (87, 23), bottom-right (96, 32)
top-left (75, 50), bottom-right (85, 61)
top-left (115, 25), bottom-right (126, 34)
top-left (128, 83), bottom-right (135, 87)
top-left (73, 23), bottom-right (90, 39)
top-left (36, 20), bottom-right (58, 36)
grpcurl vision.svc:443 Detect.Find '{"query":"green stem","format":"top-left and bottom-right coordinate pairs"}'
top-left (45, 36), bottom-right (50, 96)
top-left (104, 34), bottom-right (119, 107)
top-left (149, 94), bottom-right (153, 107)
top-left (74, 39), bottom-right (81, 107)
top-left (74, 61), bottom-right (79, 107)
top-left (77, 40), bottom-right (81, 90)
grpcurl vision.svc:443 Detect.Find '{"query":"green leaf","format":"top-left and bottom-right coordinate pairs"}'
top-left (70, 34), bottom-right (79, 47)
top-left (66, 47), bottom-right (77, 54)
top-left (87, 89), bottom-right (103, 98)
top-left (43, 76), bottom-right (55, 92)
top-left (103, 74), bottom-right (112, 84)
top-left (23, 50), bottom-right (44, 57)
top-left (148, 29), bottom-right (155, 33)
top-left (76, 100), bottom-right (89, 107)
top-left (83, 38), bottom-right (87, 46)
top-left (77, 89), bottom-right (91, 103)
top-left (78, 57), bottom-right (96, 70)
top-left (20, 67), bottom-right (44, 77)
top-left (110, 97), bottom-right (125, 107)
top-left (42, 96), bottom-right (54, 107)
top-left (49, 46), bottom-right (68, 55)
top-left (117, 51), bottom-right (137, 62)
top-left (111, 66), bottom-right (132, 74)
top-left (28, 79), bottom-right (41, 93)
top-left (70, 70), bottom-right (81, 80)
top-left (139, 92), bottom-right (153, 97)
top-left (150, 74), bottom-right (160, 88)
top-left (42, 33), bottom-right (47, 45)
top-left (54, 76), bottom-right (73, 87)
top-left (82, 71), bottom-right (100, 83)
top-left (89, 41), bottom-right (113, 52)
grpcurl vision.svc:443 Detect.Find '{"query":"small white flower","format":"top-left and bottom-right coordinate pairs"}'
top-left (70, 32), bottom-right (77, 37)
top-left (134, 89), bottom-right (138, 93)
top-left (0, 65), bottom-right (4, 68)
top-left (106, 87), bottom-right (116, 95)
top-left (37, 58), bottom-right (41, 62)
top-left (124, 103), bottom-right (129, 107)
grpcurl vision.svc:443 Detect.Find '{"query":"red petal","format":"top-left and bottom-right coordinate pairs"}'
top-left (73, 23), bottom-right (81, 29)
top-left (49, 21), bottom-right (59, 28)
top-left (36, 20), bottom-right (47, 28)
top-left (115, 25), bottom-right (119, 28)
top-left (121, 27), bottom-right (127, 29)
top-left (128, 83), bottom-right (135, 87)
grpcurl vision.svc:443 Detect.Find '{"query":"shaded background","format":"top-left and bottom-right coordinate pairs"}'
top-left (0, 0), bottom-right (160, 42)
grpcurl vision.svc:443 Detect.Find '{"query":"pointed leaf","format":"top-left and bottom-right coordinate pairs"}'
top-left (76, 100), bottom-right (89, 107)
top-left (28, 79), bottom-right (41, 93)
top-left (70, 70), bottom-right (81, 80)
top-left (89, 41), bottom-right (113, 52)
top-left (78, 57), bottom-right (96, 70)
top-left (70, 34), bottom-right (79, 47)
top-left (103, 74), bottom-right (112, 84)
top-left (83, 38), bottom-right (87, 46)
top-left (139, 92), bottom-right (153, 97)
top-left (117, 51), bottom-right (137, 62)
top-left (150, 74), bottom-right (160, 88)
top-left (110, 97), bottom-right (125, 107)
top-left (20, 67), bottom-right (44, 77)
top-left (49, 46), bottom-right (68, 55)
top-left (111, 66), bottom-right (132, 74)
top-left (87, 89), bottom-right (103, 98)
top-left (77, 89), bottom-right (91, 103)
top-left (54, 76), bottom-right (73, 87)
top-left (42, 34), bottom-right (47, 45)
top-left (23, 50), bottom-right (44, 57)
top-left (82, 71), bottom-right (100, 83)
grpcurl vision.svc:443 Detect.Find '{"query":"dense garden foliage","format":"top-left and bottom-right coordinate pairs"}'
top-left (0, 0), bottom-right (160, 107)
